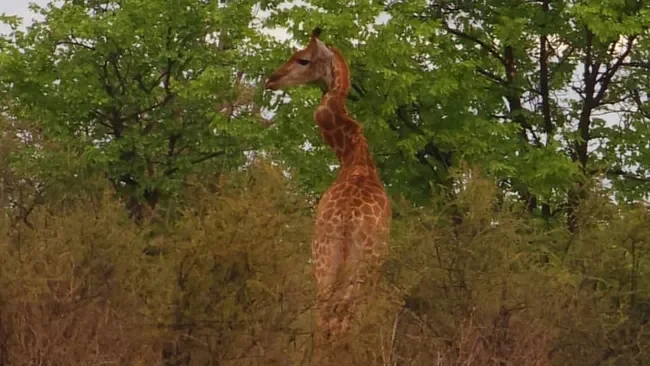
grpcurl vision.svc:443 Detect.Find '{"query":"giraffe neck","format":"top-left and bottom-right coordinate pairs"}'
top-left (324, 46), bottom-right (350, 98)
top-left (314, 46), bottom-right (378, 176)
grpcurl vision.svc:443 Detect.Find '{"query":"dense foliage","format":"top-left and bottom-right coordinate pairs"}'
top-left (264, 0), bottom-right (650, 226)
top-left (1, 0), bottom-right (650, 364)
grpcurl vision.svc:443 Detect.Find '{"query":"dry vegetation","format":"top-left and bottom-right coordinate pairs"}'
top-left (0, 161), bottom-right (649, 365)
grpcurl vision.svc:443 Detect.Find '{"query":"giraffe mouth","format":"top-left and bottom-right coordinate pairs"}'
top-left (264, 76), bottom-right (281, 90)
top-left (264, 82), bottom-right (279, 90)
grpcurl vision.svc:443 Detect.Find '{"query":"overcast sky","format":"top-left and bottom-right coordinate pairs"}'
top-left (0, 0), bottom-right (48, 34)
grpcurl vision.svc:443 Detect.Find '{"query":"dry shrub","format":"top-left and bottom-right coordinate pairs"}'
top-left (152, 161), bottom-right (314, 365)
top-left (381, 170), bottom-right (560, 365)
top-left (0, 161), bottom-right (316, 365)
top-left (446, 314), bottom-right (555, 366)
top-left (546, 189), bottom-right (650, 365)
top-left (0, 162), bottom-right (649, 365)
top-left (379, 171), bottom-right (650, 366)
top-left (0, 193), bottom-right (163, 365)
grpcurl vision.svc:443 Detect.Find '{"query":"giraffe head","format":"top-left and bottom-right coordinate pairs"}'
top-left (264, 27), bottom-right (334, 90)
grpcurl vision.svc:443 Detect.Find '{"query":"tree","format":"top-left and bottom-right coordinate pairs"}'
top-left (261, 0), bottom-right (650, 232)
top-left (0, 0), bottom-right (271, 221)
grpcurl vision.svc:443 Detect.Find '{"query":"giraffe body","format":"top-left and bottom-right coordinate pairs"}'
top-left (264, 28), bottom-right (391, 346)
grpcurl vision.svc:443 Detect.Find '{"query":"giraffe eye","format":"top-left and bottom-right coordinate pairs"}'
top-left (296, 58), bottom-right (310, 65)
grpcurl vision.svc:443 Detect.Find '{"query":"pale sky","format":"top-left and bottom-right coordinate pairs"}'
top-left (0, 0), bottom-right (48, 34)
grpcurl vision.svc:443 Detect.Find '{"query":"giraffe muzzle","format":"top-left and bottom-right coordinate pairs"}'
top-left (264, 76), bottom-right (281, 90)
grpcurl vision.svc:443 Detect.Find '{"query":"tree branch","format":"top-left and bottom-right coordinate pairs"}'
top-left (442, 24), bottom-right (506, 66)
top-left (165, 151), bottom-right (227, 176)
top-left (603, 168), bottom-right (650, 183)
top-left (108, 51), bottom-right (128, 95)
top-left (575, 27), bottom-right (596, 168)
top-left (621, 61), bottom-right (650, 70)
top-left (594, 36), bottom-right (637, 105)
top-left (549, 45), bottom-right (575, 80)
top-left (56, 39), bottom-right (95, 51)
top-left (539, 0), bottom-right (554, 136)
top-left (631, 89), bottom-right (650, 119)
top-left (476, 68), bottom-right (507, 85)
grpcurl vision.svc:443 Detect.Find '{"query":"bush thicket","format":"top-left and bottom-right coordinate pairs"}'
top-left (0, 161), bottom-right (648, 365)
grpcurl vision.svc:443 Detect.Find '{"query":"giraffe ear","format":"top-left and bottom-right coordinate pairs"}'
top-left (311, 37), bottom-right (332, 61)
top-left (307, 26), bottom-right (331, 61)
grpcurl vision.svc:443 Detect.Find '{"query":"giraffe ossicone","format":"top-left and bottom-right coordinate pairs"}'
top-left (264, 28), bottom-right (391, 349)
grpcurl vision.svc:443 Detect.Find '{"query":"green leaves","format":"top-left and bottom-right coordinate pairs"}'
top-left (3, 0), bottom-right (650, 224)
top-left (257, 0), bottom-right (650, 222)
top-left (0, 0), bottom-right (274, 216)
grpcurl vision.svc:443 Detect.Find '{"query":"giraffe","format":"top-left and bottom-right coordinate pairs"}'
top-left (264, 27), bottom-right (391, 352)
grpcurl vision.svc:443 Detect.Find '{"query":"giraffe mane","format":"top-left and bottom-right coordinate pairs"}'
top-left (325, 46), bottom-right (351, 97)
